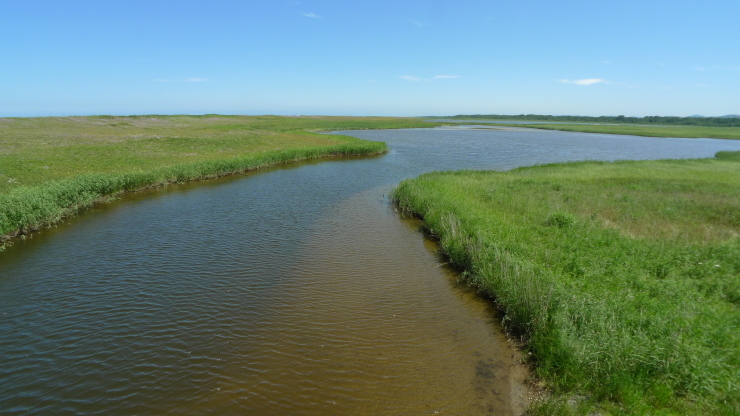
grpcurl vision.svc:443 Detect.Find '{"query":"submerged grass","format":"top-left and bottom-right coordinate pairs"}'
top-left (0, 115), bottom-right (427, 244)
top-left (393, 151), bottom-right (740, 415)
top-left (475, 122), bottom-right (740, 140)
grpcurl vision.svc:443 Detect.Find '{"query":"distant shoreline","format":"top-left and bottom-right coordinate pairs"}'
top-left (427, 120), bottom-right (740, 140)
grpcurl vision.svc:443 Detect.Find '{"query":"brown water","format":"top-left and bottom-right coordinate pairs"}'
top-left (2, 127), bottom-right (740, 415)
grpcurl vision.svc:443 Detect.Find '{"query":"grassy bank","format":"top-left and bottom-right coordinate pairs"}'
top-left (393, 151), bottom-right (740, 415)
top-left (480, 122), bottom-right (740, 140)
top-left (439, 114), bottom-right (740, 128)
top-left (0, 115), bottom-right (431, 244)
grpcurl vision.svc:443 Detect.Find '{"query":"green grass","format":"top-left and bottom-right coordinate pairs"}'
top-left (437, 114), bottom-right (740, 128)
top-left (0, 115), bottom-right (438, 244)
top-left (0, 115), bottom-right (440, 193)
top-left (393, 152), bottom-right (740, 415)
top-left (479, 122), bottom-right (740, 140)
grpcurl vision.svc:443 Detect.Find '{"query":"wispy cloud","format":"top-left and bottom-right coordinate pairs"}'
top-left (433, 75), bottom-right (460, 79)
top-left (558, 78), bottom-right (608, 86)
top-left (302, 12), bottom-right (321, 18)
top-left (155, 78), bottom-right (209, 83)
top-left (410, 20), bottom-right (424, 27)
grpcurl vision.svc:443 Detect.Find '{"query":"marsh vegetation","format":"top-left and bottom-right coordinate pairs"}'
top-left (483, 123), bottom-right (740, 140)
top-left (442, 114), bottom-right (740, 128)
top-left (3, 118), bottom-right (739, 414)
top-left (0, 115), bottom-right (438, 244)
top-left (433, 114), bottom-right (740, 139)
top-left (393, 151), bottom-right (740, 415)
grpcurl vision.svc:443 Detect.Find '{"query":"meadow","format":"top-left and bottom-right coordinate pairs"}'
top-left (478, 123), bottom-right (740, 140)
top-left (441, 114), bottom-right (740, 128)
top-left (0, 115), bottom-right (436, 244)
top-left (393, 151), bottom-right (740, 415)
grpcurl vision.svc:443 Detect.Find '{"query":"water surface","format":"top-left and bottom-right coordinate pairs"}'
top-left (2, 127), bottom-right (740, 415)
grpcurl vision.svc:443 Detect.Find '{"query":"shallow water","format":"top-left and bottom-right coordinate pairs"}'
top-left (2, 127), bottom-right (740, 415)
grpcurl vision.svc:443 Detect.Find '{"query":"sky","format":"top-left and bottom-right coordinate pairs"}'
top-left (1, 0), bottom-right (738, 117)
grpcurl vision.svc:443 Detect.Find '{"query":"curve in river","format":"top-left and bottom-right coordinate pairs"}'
top-left (2, 127), bottom-right (740, 415)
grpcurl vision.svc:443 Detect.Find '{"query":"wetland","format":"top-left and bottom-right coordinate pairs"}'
top-left (2, 119), bottom-right (740, 414)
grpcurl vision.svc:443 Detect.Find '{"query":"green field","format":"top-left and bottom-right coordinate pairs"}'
top-left (439, 114), bottom-right (740, 128)
top-left (393, 151), bottom-right (740, 415)
top-left (477, 122), bottom-right (740, 140)
top-left (0, 115), bottom-right (442, 193)
top-left (0, 115), bottom-right (435, 244)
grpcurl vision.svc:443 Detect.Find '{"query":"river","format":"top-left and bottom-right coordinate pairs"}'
top-left (2, 127), bottom-right (740, 415)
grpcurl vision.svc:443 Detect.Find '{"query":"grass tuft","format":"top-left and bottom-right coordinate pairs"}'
top-left (546, 212), bottom-right (578, 228)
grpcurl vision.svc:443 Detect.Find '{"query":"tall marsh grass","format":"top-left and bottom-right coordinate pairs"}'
top-left (0, 115), bottom-right (426, 193)
top-left (1, 141), bottom-right (385, 242)
top-left (1, 115), bottom-right (404, 244)
top-left (475, 122), bottom-right (740, 140)
top-left (393, 152), bottom-right (740, 415)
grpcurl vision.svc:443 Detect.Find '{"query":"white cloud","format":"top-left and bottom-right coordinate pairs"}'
top-left (302, 12), bottom-right (320, 18)
top-left (400, 75), bottom-right (422, 82)
top-left (410, 20), bottom-right (424, 26)
top-left (433, 75), bottom-right (460, 79)
top-left (558, 78), bottom-right (607, 86)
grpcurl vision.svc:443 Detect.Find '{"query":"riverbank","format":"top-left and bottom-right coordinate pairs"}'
top-left (469, 122), bottom-right (740, 140)
top-left (435, 114), bottom-right (740, 128)
top-left (392, 151), bottom-right (740, 415)
top-left (0, 115), bottom-right (436, 247)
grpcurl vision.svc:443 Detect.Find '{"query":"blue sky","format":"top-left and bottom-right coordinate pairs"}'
top-left (1, 0), bottom-right (738, 117)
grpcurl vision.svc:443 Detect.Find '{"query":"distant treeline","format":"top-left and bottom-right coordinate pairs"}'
top-left (443, 114), bottom-right (740, 127)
